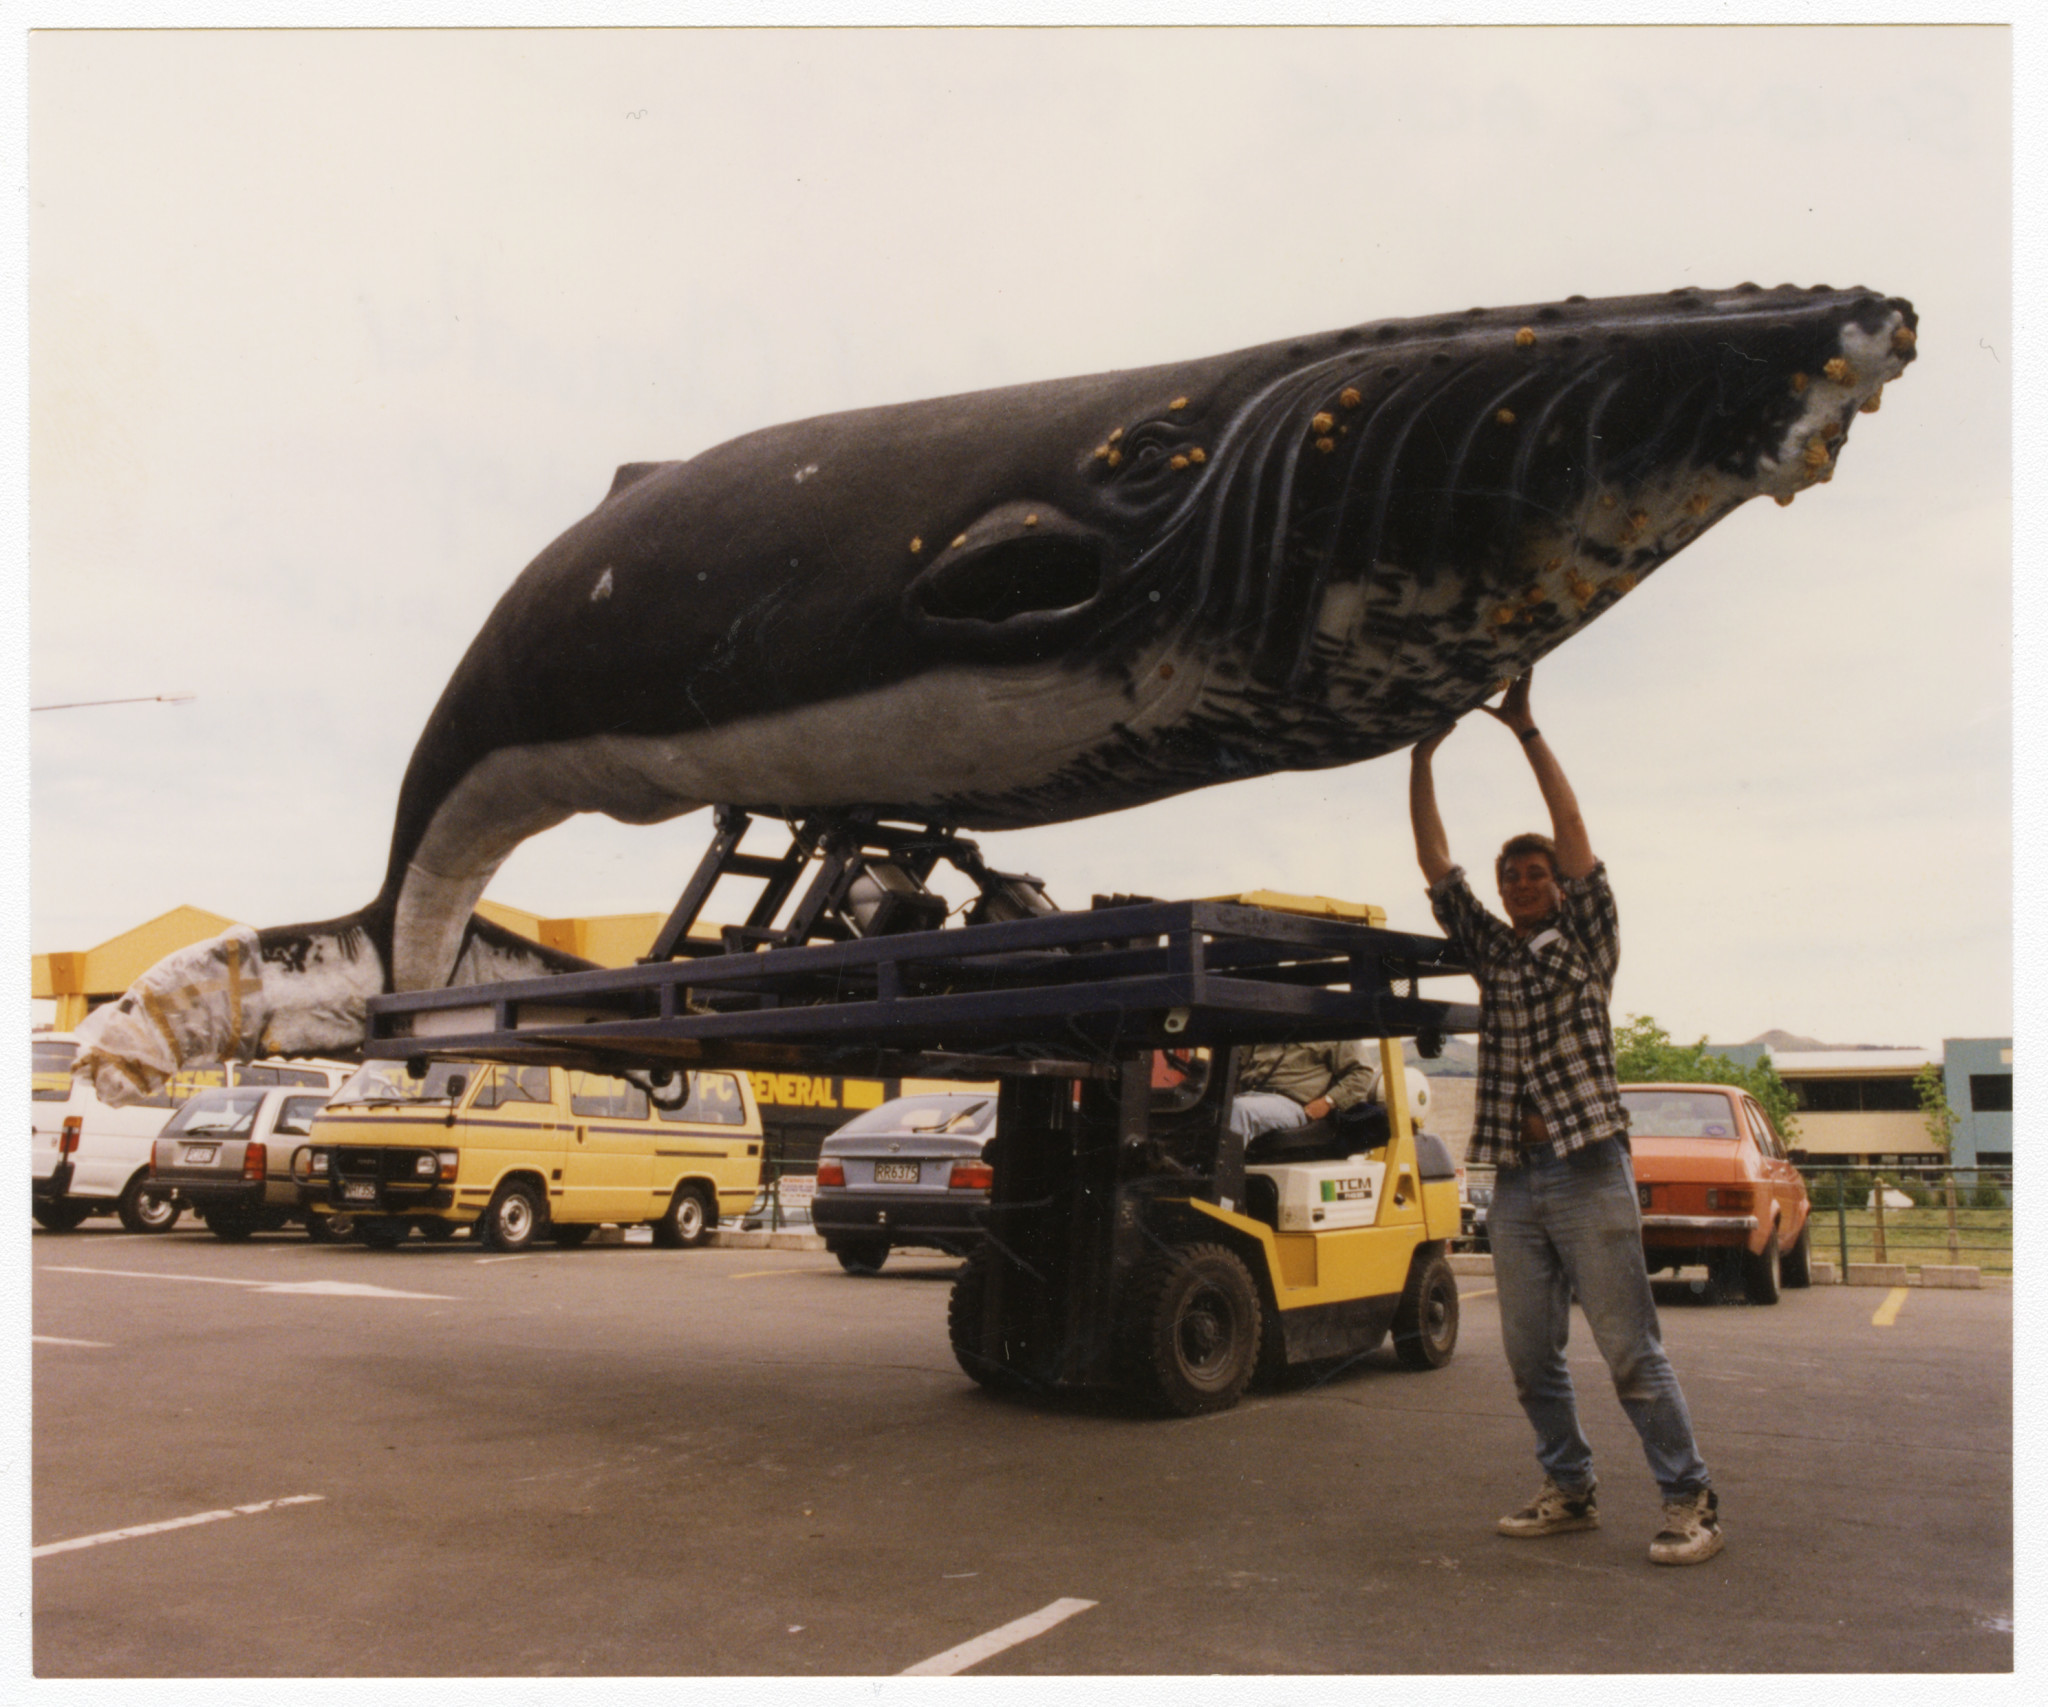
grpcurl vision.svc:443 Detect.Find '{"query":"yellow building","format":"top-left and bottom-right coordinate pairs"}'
top-left (30, 901), bottom-right (679, 1033)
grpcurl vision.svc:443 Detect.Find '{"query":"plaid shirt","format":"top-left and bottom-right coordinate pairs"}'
top-left (1428, 862), bottom-right (1628, 1167)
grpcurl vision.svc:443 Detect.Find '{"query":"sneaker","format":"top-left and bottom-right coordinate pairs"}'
top-left (1497, 1476), bottom-right (1600, 1538)
top-left (1649, 1487), bottom-right (1724, 1565)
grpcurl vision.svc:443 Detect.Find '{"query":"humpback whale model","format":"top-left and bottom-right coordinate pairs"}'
top-left (74, 282), bottom-right (1917, 1102)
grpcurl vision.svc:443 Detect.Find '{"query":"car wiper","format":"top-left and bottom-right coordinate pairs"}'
top-left (937, 1101), bottom-right (992, 1132)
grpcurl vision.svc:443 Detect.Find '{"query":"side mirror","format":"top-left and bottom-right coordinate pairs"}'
top-left (446, 1074), bottom-right (468, 1101)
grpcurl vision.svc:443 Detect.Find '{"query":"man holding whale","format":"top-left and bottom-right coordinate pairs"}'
top-left (1408, 670), bottom-right (1723, 1567)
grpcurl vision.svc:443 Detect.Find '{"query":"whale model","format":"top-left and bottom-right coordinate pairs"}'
top-left (73, 282), bottom-right (1916, 1103)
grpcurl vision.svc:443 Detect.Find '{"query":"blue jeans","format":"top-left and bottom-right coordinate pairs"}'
top-left (1228, 1093), bottom-right (1309, 1144)
top-left (1489, 1137), bottom-right (1711, 1499)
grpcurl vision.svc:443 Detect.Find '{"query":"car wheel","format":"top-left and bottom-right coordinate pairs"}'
top-left (834, 1240), bottom-right (889, 1276)
top-left (480, 1181), bottom-right (544, 1253)
top-left (33, 1202), bottom-right (91, 1232)
top-left (1743, 1228), bottom-right (1783, 1305)
top-left (1119, 1242), bottom-right (1262, 1416)
top-left (651, 1184), bottom-right (713, 1249)
top-left (947, 1246), bottom-right (1030, 1395)
top-left (202, 1207), bottom-right (259, 1242)
top-left (415, 1217), bottom-right (458, 1242)
top-left (1780, 1221), bottom-right (1813, 1289)
top-left (354, 1217), bottom-right (410, 1249)
top-left (302, 1212), bottom-right (352, 1244)
top-left (552, 1223), bottom-right (595, 1247)
top-left (1392, 1248), bottom-right (1461, 1370)
top-left (117, 1173), bottom-right (181, 1234)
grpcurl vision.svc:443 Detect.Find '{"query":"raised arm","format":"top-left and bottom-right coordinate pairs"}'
top-left (1481, 671), bottom-right (1595, 878)
top-left (1408, 726), bottom-right (1456, 887)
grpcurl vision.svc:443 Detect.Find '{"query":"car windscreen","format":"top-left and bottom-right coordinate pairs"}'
top-left (162, 1087), bottom-right (268, 1136)
top-left (1620, 1091), bottom-right (1740, 1139)
top-left (328, 1059), bottom-right (475, 1106)
top-left (831, 1095), bottom-right (996, 1139)
top-left (33, 1039), bottom-right (78, 1101)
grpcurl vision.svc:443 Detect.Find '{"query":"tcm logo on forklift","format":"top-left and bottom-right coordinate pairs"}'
top-left (1321, 1175), bottom-right (1378, 1203)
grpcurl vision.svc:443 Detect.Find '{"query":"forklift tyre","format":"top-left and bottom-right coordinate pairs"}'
top-left (946, 1247), bottom-right (1029, 1395)
top-left (1391, 1248), bottom-right (1460, 1370)
top-left (1120, 1242), bottom-right (1262, 1417)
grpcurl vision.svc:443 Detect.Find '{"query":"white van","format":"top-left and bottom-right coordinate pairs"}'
top-left (31, 1032), bottom-right (351, 1233)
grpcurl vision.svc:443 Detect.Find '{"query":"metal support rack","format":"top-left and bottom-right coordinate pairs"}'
top-left (365, 896), bottom-right (1478, 1083)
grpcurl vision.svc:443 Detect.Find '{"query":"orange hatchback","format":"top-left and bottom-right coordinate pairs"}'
top-left (1622, 1082), bottom-right (1813, 1304)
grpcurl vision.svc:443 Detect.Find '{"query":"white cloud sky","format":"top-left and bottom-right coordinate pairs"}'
top-left (21, 20), bottom-right (2014, 1049)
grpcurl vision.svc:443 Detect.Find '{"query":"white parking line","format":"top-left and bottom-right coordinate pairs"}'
top-left (42, 1266), bottom-right (454, 1301)
top-left (33, 1335), bottom-right (111, 1348)
top-left (897, 1597), bottom-right (1097, 1676)
top-left (34, 1495), bottom-right (325, 1558)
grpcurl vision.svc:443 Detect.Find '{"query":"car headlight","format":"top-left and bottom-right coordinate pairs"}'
top-left (415, 1152), bottom-right (439, 1177)
top-left (309, 1150), bottom-right (330, 1175)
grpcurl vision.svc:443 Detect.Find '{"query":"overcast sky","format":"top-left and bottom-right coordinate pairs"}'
top-left (20, 22), bottom-right (2014, 1051)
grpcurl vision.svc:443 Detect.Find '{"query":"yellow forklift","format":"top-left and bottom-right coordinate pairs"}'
top-left (361, 816), bottom-right (1478, 1418)
top-left (946, 933), bottom-right (1466, 1415)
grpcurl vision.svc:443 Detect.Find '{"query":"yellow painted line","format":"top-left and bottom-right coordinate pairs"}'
top-left (1460, 1286), bottom-right (1497, 1302)
top-left (730, 1267), bottom-right (838, 1280)
top-left (1872, 1287), bottom-right (1910, 1327)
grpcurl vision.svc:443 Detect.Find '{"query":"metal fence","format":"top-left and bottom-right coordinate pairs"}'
top-left (1455, 1162), bottom-right (2012, 1275)
top-left (1799, 1163), bottom-right (2013, 1275)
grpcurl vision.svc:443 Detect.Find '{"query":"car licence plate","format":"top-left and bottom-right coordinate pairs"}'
top-left (873, 1161), bottom-right (920, 1184)
top-left (1638, 1184), bottom-right (1654, 1209)
top-left (344, 1182), bottom-right (378, 1202)
top-left (184, 1146), bottom-right (217, 1165)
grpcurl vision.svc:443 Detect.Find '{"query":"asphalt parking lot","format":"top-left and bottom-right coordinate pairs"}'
top-left (31, 1223), bottom-right (2012, 1677)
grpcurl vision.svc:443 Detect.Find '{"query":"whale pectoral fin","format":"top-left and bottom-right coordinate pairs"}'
top-left (904, 501), bottom-right (1110, 657)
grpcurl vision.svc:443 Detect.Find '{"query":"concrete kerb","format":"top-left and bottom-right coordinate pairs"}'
top-left (713, 1230), bottom-right (826, 1251)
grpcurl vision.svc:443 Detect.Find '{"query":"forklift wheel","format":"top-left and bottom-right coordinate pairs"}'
top-left (1121, 1242), bottom-right (1262, 1416)
top-left (1392, 1249), bottom-right (1460, 1370)
top-left (947, 1247), bottom-right (1029, 1394)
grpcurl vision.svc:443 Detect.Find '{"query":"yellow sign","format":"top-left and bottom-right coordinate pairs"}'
top-left (747, 1073), bottom-right (887, 1112)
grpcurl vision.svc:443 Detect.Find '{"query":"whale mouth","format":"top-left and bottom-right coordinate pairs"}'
top-left (904, 500), bottom-right (1110, 658)
top-left (914, 532), bottom-right (1103, 622)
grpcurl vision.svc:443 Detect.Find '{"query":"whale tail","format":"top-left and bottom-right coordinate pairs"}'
top-left (71, 902), bottom-right (592, 1107)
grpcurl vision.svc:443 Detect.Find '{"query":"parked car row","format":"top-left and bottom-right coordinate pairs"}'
top-left (33, 1036), bottom-right (767, 1253)
top-left (38, 1034), bottom-right (1813, 1307)
top-left (33, 1034), bottom-right (353, 1234)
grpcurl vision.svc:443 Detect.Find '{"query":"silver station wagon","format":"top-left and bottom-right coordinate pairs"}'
top-left (812, 1092), bottom-right (996, 1274)
top-left (149, 1085), bottom-right (345, 1242)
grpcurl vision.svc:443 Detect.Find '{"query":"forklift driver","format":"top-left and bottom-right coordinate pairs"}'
top-left (1226, 1038), bottom-right (1381, 1143)
top-left (1407, 668), bottom-right (1724, 1569)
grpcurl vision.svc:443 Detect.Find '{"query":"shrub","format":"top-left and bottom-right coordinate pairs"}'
top-left (1970, 1178), bottom-right (2009, 1210)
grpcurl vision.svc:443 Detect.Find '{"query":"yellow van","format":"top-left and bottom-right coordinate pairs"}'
top-left (300, 1058), bottom-right (763, 1251)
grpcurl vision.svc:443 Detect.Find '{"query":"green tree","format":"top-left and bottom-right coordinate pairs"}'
top-left (1612, 1014), bottom-right (1801, 1143)
top-left (1914, 1062), bottom-right (1956, 1154)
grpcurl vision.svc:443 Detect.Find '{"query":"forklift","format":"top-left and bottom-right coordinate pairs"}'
top-left (948, 1025), bottom-right (1464, 1414)
top-left (360, 811), bottom-right (1479, 1417)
